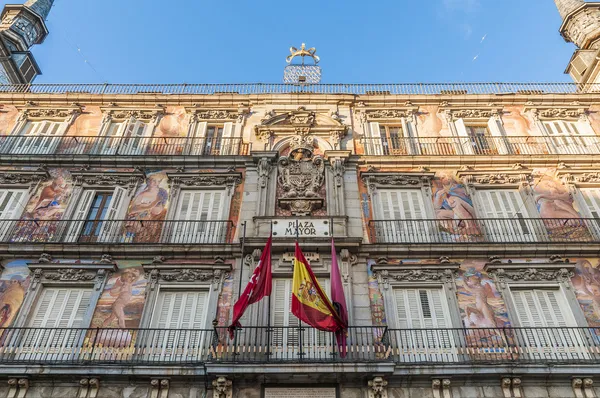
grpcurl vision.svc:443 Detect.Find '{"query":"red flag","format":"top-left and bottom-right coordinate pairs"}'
top-left (228, 236), bottom-right (272, 338)
top-left (291, 243), bottom-right (345, 332)
top-left (330, 238), bottom-right (349, 357)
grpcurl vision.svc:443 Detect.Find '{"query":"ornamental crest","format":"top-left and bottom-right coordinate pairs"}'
top-left (277, 135), bottom-right (325, 216)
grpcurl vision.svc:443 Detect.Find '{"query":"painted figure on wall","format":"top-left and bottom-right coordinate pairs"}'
top-left (0, 260), bottom-right (31, 328)
top-left (572, 259), bottom-right (600, 327)
top-left (432, 173), bottom-right (480, 240)
top-left (123, 171), bottom-right (169, 243)
top-left (101, 268), bottom-right (141, 328)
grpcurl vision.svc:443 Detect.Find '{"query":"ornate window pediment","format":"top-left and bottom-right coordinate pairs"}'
top-left (484, 261), bottom-right (575, 288)
top-left (142, 262), bottom-right (232, 291)
top-left (372, 260), bottom-right (460, 290)
top-left (523, 102), bottom-right (590, 121)
top-left (557, 168), bottom-right (600, 185)
top-left (166, 171), bottom-right (242, 191)
top-left (15, 103), bottom-right (82, 123)
top-left (71, 170), bottom-right (146, 194)
top-left (186, 107), bottom-right (249, 123)
top-left (361, 170), bottom-right (435, 192)
top-left (439, 104), bottom-right (504, 121)
top-left (100, 104), bottom-right (164, 122)
top-left (457, 166), bottom-right (533, 188)
top-left (254, 106), bottom-right (347, 149)
top-left (356, 105), bottom-right (419, 122)
top-left (27, 262), bottom-right (117, 291)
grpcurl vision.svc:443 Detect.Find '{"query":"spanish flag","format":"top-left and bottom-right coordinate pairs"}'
top-left (291, 242), bottom-right (345, 332)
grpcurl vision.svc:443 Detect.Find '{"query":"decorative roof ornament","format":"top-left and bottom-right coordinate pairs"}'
top-left (283, 43), bottom-right (321, 84)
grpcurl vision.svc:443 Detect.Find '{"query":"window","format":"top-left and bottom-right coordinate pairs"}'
top-left (476, 189), bottom-right (535, 242)
top-left (64, 187), bottom-right (129, 243)
top-left (542, 121), bottom-right (596, 154)
top-left (465, 125), bottom-right (496, 155)
top-left (97, 120), bottom-right (153, 155)
top-left (578, 188), bottom-right (600, 237)
top-left (378, 125), bottom-right (409, 155)
top-left (169, 190), bottom-right (226, 243)
top-left (0, 188), bottom-right (28, 241)
top-left (11, 120), bottom-right (65, 154)
top-left (19, 56), bottom-right (37, 83)
top-left (20, 287), bottom-right (93, 360)
top-left (392, 287), bottom-right (455, 362)
top-left (374, 189), bottom-right (428, 242)
top-left (510, 288), bottom-right (586, 359)
top-left (147, 289), bottom-right (209, 361)
top-left (189, 122), bottom-right (234, 156)
top-left (365, 121), bottom-right (418, 156)
top-left (454, 117), bottom-right (510, 155)
top-left (271, 278), bottom-right (331, 359)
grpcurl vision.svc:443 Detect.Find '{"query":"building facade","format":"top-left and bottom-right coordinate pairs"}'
top-left (0, 1), bottom-right (600, 398)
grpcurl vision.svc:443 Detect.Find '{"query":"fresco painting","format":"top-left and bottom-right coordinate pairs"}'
top-left (0, 106), bottom-right (20, 135)
top-left (122, 171), bottom-right (169, 243)
top-left (571, 259), bottom-right (600, 327)
top-left (149, 107), bottom-right (189, 156)
top-left (367, 261), bottom-right (387, 337)
top-left (0, 260), bottom-right (30, 328)
top-left (432, 172), bottom-right (481, 241)
top-left (11, 168), bottom-right (74, 242)
top-left (90, 261), bottom-right (147, 348)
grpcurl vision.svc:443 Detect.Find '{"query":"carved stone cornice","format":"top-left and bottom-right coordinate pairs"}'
top-left (440, 104), bottom-right (503, 121)
top-left (457, 168), bottom-right (533, 187)
top-left (100, 104), bottom-right (164, 122)
top-left (27, 263), bottom-right (117, 291)
top-left (557, 169), bottom-right (600, 185)
top-left (16, 104), bottom-right (82, 122)
top-left (71, 170), bottom-right (145, 192)
top-left (361, 171), bottom-right (436, 191)
top-left (372, 263), bottom-right (460, 290)
top-left (484, 262), bottom-right (576, 288)
top-left (166, 172), bottom-right (242, 190)
top-left (142, 263), bottom-right (232, 290)
top-left (254, 106), bottom-right (347, 141)
top-left (0, 168), bottom-right (50, 189)
top-left (524, 103), bottom-right (589, 121)
top-left (358, 106), bottom-right (419, 121)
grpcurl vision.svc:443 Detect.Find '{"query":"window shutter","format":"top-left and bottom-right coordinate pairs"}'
top-left (64, 189), bottom-right (96, 243)
top-left (271, 279), bottom-right (292, 347)
top-left (172, 190), bottom-right (226, 243)
top-left (402, 118), bottom-right (421, 155)
top-left (487, 118), bottom-right (510, 155)
top-left (367, 122), bottom-right (383, 155)
top-left (0, 189), bottom-right (26, 220)
top-left (576, 119), bottom-right (598, 150)
top-left (581, 189), bottom-right (600, 218)
top-left (478, 189), bottom-right (532, 240)
top-left (153, 290), bottom-right (208, 329)
top-left (453, 118), bottom-right (475, 155)
top-left (99, 121), bottom-right (127, 155)
top-left (512, 289), bottom-right (572, 328)
top-left (220, 122), bottom-right (234, 155)
top-left (375, 189), bottom-right (427, 241)
top-left (29, 288), bottom-right (92, 328)
top-left (393, 287), bottom-right (450, 329)
top-left (189, 121), bottom-right (208, 155)
top-left (97, 186), bottom-right (129, 242)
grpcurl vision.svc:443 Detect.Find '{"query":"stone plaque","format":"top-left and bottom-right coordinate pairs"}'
top-left (264, 387), bottom-right (336, 398)
top-left (281, 252), bottom-right (320, 262)
top-left (272, 219), bottom-right (330, 238)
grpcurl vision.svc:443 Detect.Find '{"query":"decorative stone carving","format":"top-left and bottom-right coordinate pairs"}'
top-left (28, 264), bottom-right (115, 291)
top-left (38, 253), bottom-right (53, 263)
top-left (363, 108), bottom-right (418, 120)
top-left (331, 158), bottom-right (345, 187)
top-left (16, 104), bottom-right (82, 123)
top-left (194, 109), bottom-right (239, 120)
top-left (71, 171), bottom-right (145, 194)
top-left (257, 157), bottom-right (272, 188)
top-left (525, 104), bottom-right (588, 121)
top-left (143, 264), bottom-right (231, 290)
top-left (44, 268), bottom-right (97, 282)
top-left (212, 376), bottom-right (233, 398)
top-left (167, 173), bottom-right (242, 189)
top-left (101, 105), bottom-right (164, 122)
top-left (152, 256), bottom-right (166, 264)
top-left (367, 377), bottom-right (388, 398)
top-left (432, 378), bottom-right (452, 398)
top-left (100, 254), bottom-right (113, 264)
top-left (486, 263), bottom-right (576, 289)
top-left (441, 105), bottom-right (503, 121)
top-left (0, 170), bottom-right (50, 188)
top-left (362, 171), bottom-right (435, 195)
top-left (561, 171), bottom-right (600, 184)
top-left (340, 249), bottom-right (358, 266)
top-left (457, 169), bottom-right (533, 188)
top-left (277, 137), bottom-right (325, 216)
top-left (374, 263), bottom-right (459, 290)
top-left (161, 269), bottom-right (215, 282)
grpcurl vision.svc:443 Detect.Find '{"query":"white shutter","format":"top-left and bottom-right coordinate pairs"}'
top-left (367, 122), bottom-right (383, 155)
top-left (29, 288), bottom-right (92, 328)
top-left (99, 121), bottom-right (127, 155)
top-left (376, 189), bottom-right (427, 242)
top-left (220, 122), bottom-right (234, 155)
top-left (120, 120), bottom-right (151, 155)
top-left (189, 121), bottom-right (208, 155)
top-left (171, 190), bottom-right (225, 243)
top-left (477, 189), bottom-right (533, 241)
top-left (403, 119), bottom-right (421, 155)
top-left (581, 188), bottom-right (600, 219)
top-left (97, 186), bottom-right (129, 242)
top-left (271, 279), bottom-right (292, 347)
top-left (576, 119), bottom-right (599, 151)
top-left (454, 118), bottom-right (475, 155)
top-left (0, 189), bottom-right (26, 219)
top-left (487, 117), bottom-right (510, 155)
top-left (64, 189), bottom-right (95, 243)
top-left (393, 288), bottom-right (449, 329)
top-left (511, 289), bottom-right (571, 328)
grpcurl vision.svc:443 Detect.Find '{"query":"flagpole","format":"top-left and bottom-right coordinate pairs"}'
top-left (267, 221), bottom-right (273, 358)
top-left (236, 221), bottom-right (247, 301)
top-left (295, 218), bottom-right (303, 358)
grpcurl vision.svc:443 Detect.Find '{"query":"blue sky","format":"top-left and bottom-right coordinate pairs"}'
top-left (6, 0), bottom-right (575, 83)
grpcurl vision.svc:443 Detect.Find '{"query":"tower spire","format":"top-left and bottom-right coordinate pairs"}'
top-left (24, 0), bottom-right (54, 20)
top-left (555, 0), bottom-right (585, 20)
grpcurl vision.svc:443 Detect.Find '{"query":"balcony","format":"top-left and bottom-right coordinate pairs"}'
top-left (0, 135), bottom-right (250, 156)
top-left (0, 326), bottom-right (598, 366)
top-left (368, 218), bottom-right (600, 244)
top-left (1, 219), bottom-right (235, 244)
top-left (360, 136), bottom-right (600, 156)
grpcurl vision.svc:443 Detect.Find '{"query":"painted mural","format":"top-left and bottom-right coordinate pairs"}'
top-left (367, 260), bottom-right (387, 330)
top-left (122, 171), bottom-right (169, 243)
top-left (90, 262), bottom-right (147, 347)
top-left (572, 259), bottom-right (600, 327)
top-left (432, 172), bottom-right (481, 241)
top-left (11, 168), bottom-right (73, 242)
top-left (0, 260), bottom-right (30, 328)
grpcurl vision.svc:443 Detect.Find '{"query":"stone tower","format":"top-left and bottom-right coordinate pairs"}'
top-left (555, 0), bottom-right (600, 84)
top-left (0, 0), bottom-right (53, 84)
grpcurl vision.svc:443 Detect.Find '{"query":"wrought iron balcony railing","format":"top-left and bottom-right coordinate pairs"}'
top-left (0, 82), bottom-right (597, 95)
top-left (0, 326), bottom-right (598, 366)
top-left (0, 136), bottom-right (250, 156)
top-left (369, 218), bottom-right (600, 244)
top-left (0, 219), bottom-right (234, 244)
top-left (360, 136), bottom-right (600, 156)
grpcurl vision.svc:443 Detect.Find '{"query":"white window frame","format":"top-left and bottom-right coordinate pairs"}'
top-left (452, 115), bottom-right (510, 155)
top-left (186, 113), bottom-right (240, 156)
top-left (96, 117), bottom-right (155, 156)
top-left (538, 118), bottom-right (599, 155)
top-left (0, 187), bottom-right (29, 241)
top-left (365, 120), bottom-right (420, 156)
